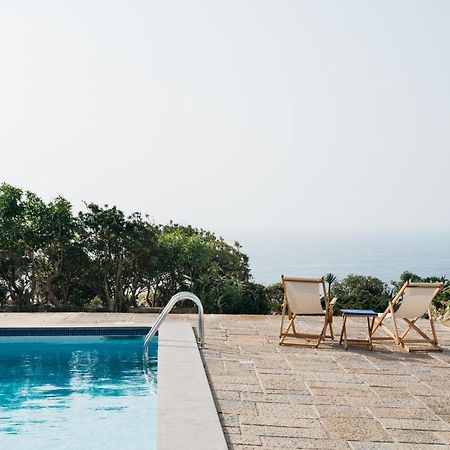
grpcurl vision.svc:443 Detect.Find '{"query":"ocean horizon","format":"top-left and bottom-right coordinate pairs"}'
top-left (240, 232), bottom-right (450, 286)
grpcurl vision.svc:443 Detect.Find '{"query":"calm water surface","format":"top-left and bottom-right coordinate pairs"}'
top-left (0, 337), bottom-right (157, 450)
top-left (241, 232), bottom-right (450, 285)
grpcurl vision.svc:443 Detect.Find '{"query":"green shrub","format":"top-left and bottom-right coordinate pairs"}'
top-left (331, 275), bottom-right (391, 312)
top-left (265, 282), bottom-right (283, 314)
top-left (394, 271), bottom-right (449, 315)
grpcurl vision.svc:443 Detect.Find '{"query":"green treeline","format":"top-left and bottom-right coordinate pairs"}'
top-left (0, 183), bottom-right (268, 313)
top-left (329, 272), bottom-right (450, 315)
top-left (1, 183), bottom-right (449, 316)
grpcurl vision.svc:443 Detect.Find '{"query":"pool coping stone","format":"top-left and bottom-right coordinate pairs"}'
top-left (158, 322), bottom-right (228, 450)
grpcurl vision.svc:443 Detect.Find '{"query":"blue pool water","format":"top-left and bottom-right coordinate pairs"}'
top-left (0, 336), bottom-right (157, 450)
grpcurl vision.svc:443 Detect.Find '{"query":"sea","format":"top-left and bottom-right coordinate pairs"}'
top-left (240, 232), bottom-right (450, 287)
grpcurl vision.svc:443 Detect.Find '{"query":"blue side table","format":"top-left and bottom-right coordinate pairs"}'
top-left (339, 309), bottom-right (379, 350)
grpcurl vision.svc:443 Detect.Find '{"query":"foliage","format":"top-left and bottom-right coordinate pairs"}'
top-left (0, 183), bottom-right (268, 313)
top-left (393, 271), bottom-right (450, 313)
top-left (1, 183), bottom-right (449, 317)
top-left (265, 282), bottom-right (284, 313)
top-left (324, 273), bottom-right (337, 298)
top-left (331, 272), bottom-right (450, 315)
top-left (331, 274), bottom-right (391, 312)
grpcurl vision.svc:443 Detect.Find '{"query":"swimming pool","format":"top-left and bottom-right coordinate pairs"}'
top-left (0, 328), bottom-right (157, 450)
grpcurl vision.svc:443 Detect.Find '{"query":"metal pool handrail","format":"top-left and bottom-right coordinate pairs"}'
top-left (143, 292), bottom-right (204, 355)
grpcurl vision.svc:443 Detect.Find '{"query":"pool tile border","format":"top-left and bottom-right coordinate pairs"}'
top-left (0, 326), bottom-right (151, 336)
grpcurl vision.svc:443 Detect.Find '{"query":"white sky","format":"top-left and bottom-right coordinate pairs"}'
top-left (1, 1), bottom-right (449, 239)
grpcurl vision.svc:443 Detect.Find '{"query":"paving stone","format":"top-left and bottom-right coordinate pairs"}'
top-left (256, 367), bottom-right (302, 375)
top-left (216, 400), bottom-right (258, 415)
top-left (229, 446), bottom-right (262, 450)
top-left (240, 392), bottom-right (290, 403)
top-left (297, 395), bottom-right (349, 406)
top-left (350, 397), bottom-right (425, 408)
top-left (261, 436), bottom-right (350, 448)
top-left (240, 424), bottom-right (327, 439)
top-left (212, 374), bottom-right (260, 385)
top-left (212, 383), bottom-right (263, 393)
top-left (219, 413), bottom-right (240, 427)
top-left (419, 397), bottom-right (450, 415)
top-left (308, 387), bottom-right (372, 398)
top-left (438, 415), bottom-right (450, 424)
top-left (256, 402), bottom-right (318, 419)
top-left (371, 387), bottom-right (415, 399)
top-left (356, 374), bottom-right (419, 387)
top-left (223, 426), bottom-right (241, 437)
top-left (240, 415), bottom-right (321, 428)
top-left (306, 381), bottom-right (369, 390)
top-left (259, 373), bottom-right (316, 389)
top-left (316, 404), bottom-right (372, 418)
top-left (225, 431), bottom-right (262, 446)
top-left (313, 371), bottom-right (360, 382)
top-left (253, 357), bottom-right (290, 370)
top-left (397, 445), bottom-right (449, 449)
top-left (380, 418), bottom-right (450, 431)
top-left (349, 443), bottom-right (398, 449)
top-left (213, 390), bottom-right (241, 400)
top-left (321, 417), bottom-right (394, 442)
top-left (227, 328), bottom-right (260, 335)
top-left (224, 361), bottom-right (257, 373)
top-left (389, 429), bottom-right (446, 444)
top-left (436, 431), bottom-right (450, 444)
top-left (368, 406), bottom-right (438, 420)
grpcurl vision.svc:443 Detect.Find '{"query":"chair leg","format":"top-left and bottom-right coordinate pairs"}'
top-left (342, 316), bottom-right (348, 350)
top-left (429, 308), bottom-right (439, 345)
top-left (371, 299), bottom-right (399, 338)
top-left (327, 309), bottom-right (335, 340)
top-left (392, 315), bottom-right (442, 352)
top-left (315, 317), bottom-right (328, 348)
top-left (279, 315), bottom-right (296, 345)
top-left (291, 316), bottom-right (297, 334)
top-left (390, 304), bottom-right (401, 345)
top-left (367, 317), bottom-right (374, 350)
top-left (371, 317), bottom-right (382, 336)
top-left (279, 302), bottom-right (287, 338)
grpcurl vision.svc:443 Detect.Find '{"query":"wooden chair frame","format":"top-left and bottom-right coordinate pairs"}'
top-left (371, 281), bottom-right (443, 352)
top-left (279, 276), bottom-right (337, 348)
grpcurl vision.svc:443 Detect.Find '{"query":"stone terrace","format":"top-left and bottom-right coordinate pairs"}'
top-left (1, 313), bottom-right (450, 449)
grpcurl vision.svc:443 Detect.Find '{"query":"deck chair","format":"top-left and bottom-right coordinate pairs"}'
top-left (279, 276), bottom-right (337, 348)
top-left (371, 281), bottom-right (443, 352)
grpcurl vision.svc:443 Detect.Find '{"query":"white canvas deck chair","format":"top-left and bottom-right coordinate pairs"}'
top-left (279, 276), bottom-right (336, 348)
top-left (371, 281), bottom-right (444, 352)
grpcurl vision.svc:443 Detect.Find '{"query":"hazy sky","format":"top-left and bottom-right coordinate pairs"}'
top-left (1, 1), bottom-right (449, 240)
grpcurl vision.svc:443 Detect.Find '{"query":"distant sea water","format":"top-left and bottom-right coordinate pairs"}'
top-left (240, 232), bottom-right (450, 286)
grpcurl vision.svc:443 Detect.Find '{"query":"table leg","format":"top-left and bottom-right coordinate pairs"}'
top-left (343, 316), bottom-right (348, 350)
top-left (368, 317), bottom-right (375, 350)
top-left (339, 316), bottom-right (344, 346)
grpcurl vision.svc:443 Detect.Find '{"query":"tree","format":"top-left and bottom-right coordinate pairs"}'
top-left (79, 204), bottom-right (160, 312)
top-left (0, 184), bottom-right (45, 310)
top-left (331, 274), bottom-right (391, 312)
top-left (0, 183), bottom-right (93, 310)
top-left (149, 224), bottom-right (252, 311)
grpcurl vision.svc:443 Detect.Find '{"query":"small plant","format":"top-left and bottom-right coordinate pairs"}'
top-left (324, 273), bottom-right (337, 298)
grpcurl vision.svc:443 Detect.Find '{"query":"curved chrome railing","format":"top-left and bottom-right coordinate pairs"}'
top-left (143, 292), bottom-right (204, 356)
